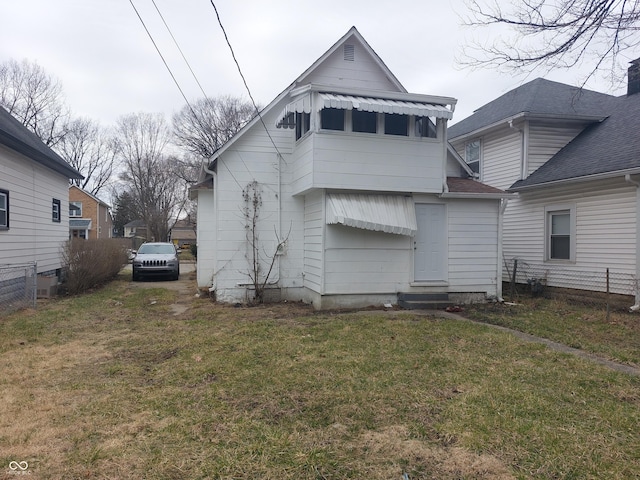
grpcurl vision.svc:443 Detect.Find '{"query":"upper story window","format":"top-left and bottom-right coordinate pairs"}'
top-left (465, 139), bottom-right (481, 174)
top-left (384, 114), bottom-right (408, 136)
top-left (70, 201), bottom-right (83, 217)
top-left (0, 189), bottom-right (8, 229)
top-left (320, 108), bottom-right (345, 131)
top-left (415, 116), bottom-right (437, 138)
top-left (296, 112), bottom-right (310, 140)
top-left (352, 109), bottom-right (377, 133)
top-left (52, 198), bottom-right (61, 223)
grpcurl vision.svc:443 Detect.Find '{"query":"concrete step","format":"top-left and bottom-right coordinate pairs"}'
top-left (397, 292), bottom-right (455, 310)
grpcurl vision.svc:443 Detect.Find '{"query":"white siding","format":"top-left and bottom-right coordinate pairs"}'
top-left (299, 37), bottom-right (402, 92)
top-left (447, 200), bottom-right (499, 295)
top-left (481, 128), bottom-right (522, 190)
top-left (292, 132), bottom-right (444, 195)
top-left (0, 145), bottom-right (71, 273)
top-left (504, 178), bottom-right (637, 294)
top-left (527, 122), bottom-right (584, 176)
top-left (324, 224), bottom-right (411, 294)
top-left (303, 191), bottom-right (323, 293)
top-left (195, 189), bottom-right (215, 289)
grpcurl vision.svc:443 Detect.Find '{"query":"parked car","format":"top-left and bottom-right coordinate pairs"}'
top-left (132, 242), bottom-right (180, 281)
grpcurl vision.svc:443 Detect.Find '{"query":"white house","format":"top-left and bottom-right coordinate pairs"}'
top-left (192, 27), bottom-right (511, 309)
top-left (448, 59), bottom-right (640, 307)
top-left (0, 105), bottom-right (83, 274)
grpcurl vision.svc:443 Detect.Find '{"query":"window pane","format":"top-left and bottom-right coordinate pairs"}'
top-left (0, 211), bottom-right (6, 227)
top-left (415, 116), bottom-right (437, 138)
top-left (0, 194), bottom-right (5, 209)
top-left (551, 235), bottom-right (570, 259)
top-left (466, 140), bottom-right (480, 163)
top-left (551, 213), bottom-right (570, 234)
top-left (320, 108), bottom-right (344, 131)
top-left (295, 112), bottom-right (310, 140)
top-left (352, 110), bottom-right (377, 133)
top-left (384, 114), bottom-right (408, 136)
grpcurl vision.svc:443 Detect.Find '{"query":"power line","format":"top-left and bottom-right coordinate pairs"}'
top-left (208, 1), bottom-right (285, 162)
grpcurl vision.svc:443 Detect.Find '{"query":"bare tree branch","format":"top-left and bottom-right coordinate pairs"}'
top-left (459, 0), bottom-right (640, 87)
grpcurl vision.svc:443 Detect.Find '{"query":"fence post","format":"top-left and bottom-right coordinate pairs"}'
top-left (606, 268), bottom-right (610, 322)
top-left (510, 259), bottom-right (518, 300)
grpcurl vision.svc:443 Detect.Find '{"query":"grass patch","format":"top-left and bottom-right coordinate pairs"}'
top-left (465, 297), bottom-right (640, 366)
top-left (1, 280), bottom-right (639, 478)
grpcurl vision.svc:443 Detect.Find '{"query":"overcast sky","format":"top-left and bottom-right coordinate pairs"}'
top-left (0, 0), bottom-right (625, 127)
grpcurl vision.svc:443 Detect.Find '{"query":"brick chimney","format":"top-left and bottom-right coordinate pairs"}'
top-left (628, 58), bottom-right (640, 96)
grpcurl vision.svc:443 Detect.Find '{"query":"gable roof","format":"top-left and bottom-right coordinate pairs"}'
top-left (0, 106), bottom-right (83, 179)
top-left (448, 78), bottom-right (616, 140)
top-left (69, 185), bottom-right (111, 208)
top-left (201, 27), bottom-right (455, 173)
top-left (510, 92), bottom-right (640, 190)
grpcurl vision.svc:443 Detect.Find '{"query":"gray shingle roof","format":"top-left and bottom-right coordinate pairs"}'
top-left (0, 106), bottom-right (82, 179)
top-left (448, 78), bottom-right (615, 139)
top-left (511, 92), bottom-right (640, 190)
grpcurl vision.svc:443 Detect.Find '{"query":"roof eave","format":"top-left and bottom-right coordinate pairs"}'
top-left (439, 192), bottom-right (516, 200)
top-left (509, 168), bottom-right (640, 192)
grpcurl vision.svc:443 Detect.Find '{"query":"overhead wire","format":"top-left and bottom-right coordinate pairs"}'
top-left (208, 1), bottom-right (285, 162)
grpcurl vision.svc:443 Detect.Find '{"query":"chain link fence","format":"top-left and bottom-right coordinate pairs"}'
top-left (0, 263), bottom-right (37, 316)
top-left (504, 258), bottom-right (638, 309)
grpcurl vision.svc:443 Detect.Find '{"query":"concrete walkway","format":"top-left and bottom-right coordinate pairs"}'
top-left (433, 310), bottom-right (640, 377)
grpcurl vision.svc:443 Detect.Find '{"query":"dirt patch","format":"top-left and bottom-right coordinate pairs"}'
top-left (355, 425), bottom-right (515, 479)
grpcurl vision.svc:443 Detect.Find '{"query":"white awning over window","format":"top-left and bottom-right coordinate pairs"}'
top-left (326, 193), bottom-right (417, 236)
top-left (319, 93), bottom-right (453, 119)
top-left (276, 92), bottom-right (453, 127)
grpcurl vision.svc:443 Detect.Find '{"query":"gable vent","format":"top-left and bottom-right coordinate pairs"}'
top-left (344, 44), bottom-right (355, 61)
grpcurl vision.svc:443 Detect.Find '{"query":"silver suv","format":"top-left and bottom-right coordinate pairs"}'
top-left (132, 242), bottom-right (180, 281)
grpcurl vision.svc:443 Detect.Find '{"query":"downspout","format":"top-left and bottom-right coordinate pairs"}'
top-left (496, 198), bottom-right (509, 302)
top-left (203, 161), bottom-right (218, 292)
top-left (624, 174), bottom-right (640, 310)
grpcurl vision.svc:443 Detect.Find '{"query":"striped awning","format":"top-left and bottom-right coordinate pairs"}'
top-left (276, 93), bottom-right (453, 127)
top-left (326, 194), bottom-right (417, 236)
top-left (319, 93), bottom-right (453, 119)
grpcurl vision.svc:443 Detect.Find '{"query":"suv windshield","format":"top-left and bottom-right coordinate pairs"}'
top-left (137, 244), bottom-right (176, 255)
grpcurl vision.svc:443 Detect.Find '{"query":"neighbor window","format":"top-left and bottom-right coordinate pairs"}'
top-left (465, 139), bottom-right (481, 174)
top-left (52, 198), bottom-right (61, 223)
top-left (545, 205), bottom-right (576, 261)
top-left (0, 189), bottom-right (8, 229)
top-left (415, 116), bottom-right (437, 138)
top-left (320, 108), bottom-right (345, 131)
top-left (69, 201), bottom-right (82, 217)
top-left (384, 114), bottom-right (409, 136)
top-left (295, 112), bottom-right (310, 140)
top-left (352, 109), bottom-right (377, 133)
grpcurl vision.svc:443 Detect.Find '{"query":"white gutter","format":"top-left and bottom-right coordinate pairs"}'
top-left (510, 167), bottom-right (640, 193)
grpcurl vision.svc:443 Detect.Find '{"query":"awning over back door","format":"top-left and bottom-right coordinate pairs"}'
top-left (326, 194), bottom-right (417, 236)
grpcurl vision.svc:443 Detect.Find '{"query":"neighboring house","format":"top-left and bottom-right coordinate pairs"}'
top-left (68, 185), bottom-right (113, 240)
top-left (448, 59), bottom-right (640, 306)
top-left (0, 105), bottom-right (83, 279)
top-left (170, 219), bottom-right (196, 248)
top-left (191, 27), bottom-right (511, 309)
top-left (124, 219), bottom-right (147, 240)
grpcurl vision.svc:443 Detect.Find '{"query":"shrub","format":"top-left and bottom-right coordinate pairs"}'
top-left (190, 243), bottom-right (197, 260)
top-left (62, 239), bottom-right (129, 295)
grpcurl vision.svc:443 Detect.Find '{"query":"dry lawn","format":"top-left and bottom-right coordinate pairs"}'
top-left (1, 275), bottom-right (639, 479)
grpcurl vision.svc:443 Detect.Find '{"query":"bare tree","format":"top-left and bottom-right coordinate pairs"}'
top-left (0, 58), bottom-right (70, 146)
top-left (55, 117), bottom-right (117, 196)
top-left (114, 112), bottom-right (186, 242)
top-left (460, 0), bottom-right (640, 86)
top-left (172, 95), bottom-right (256, 175)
